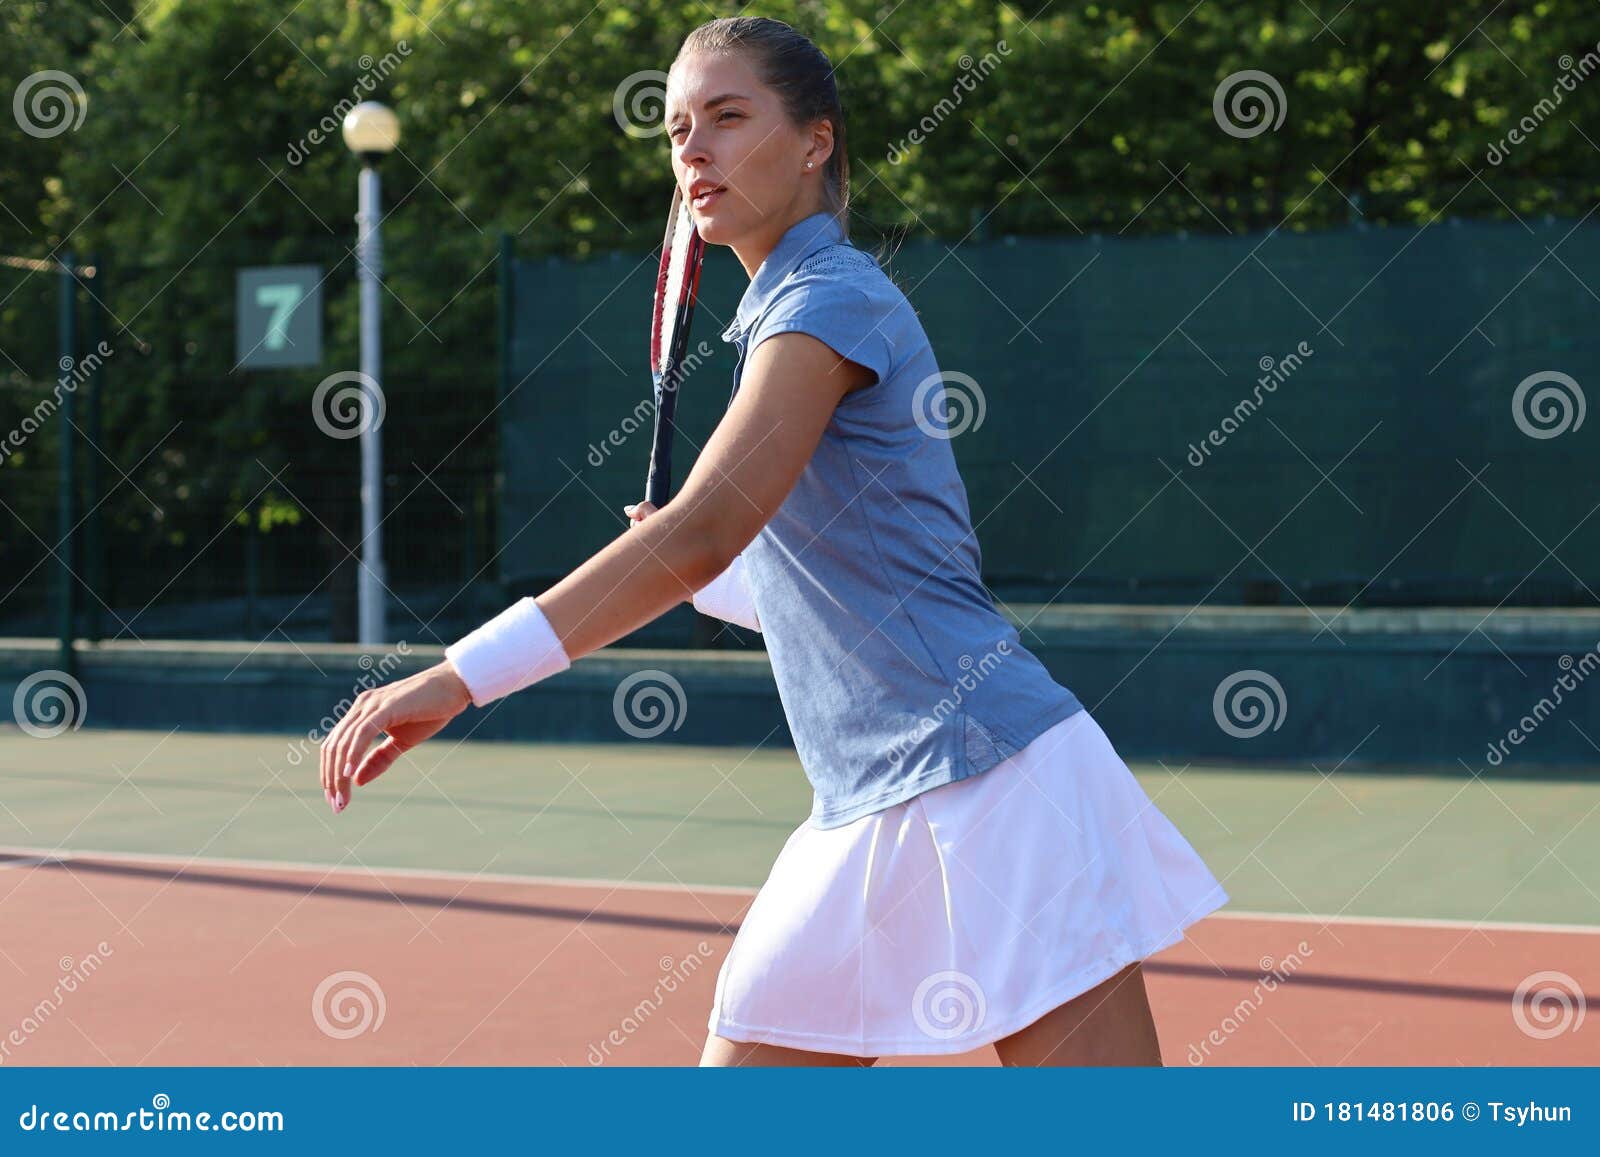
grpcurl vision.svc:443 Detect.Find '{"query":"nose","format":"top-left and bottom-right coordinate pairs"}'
top-left (677, 120), bottom-right (712, 170)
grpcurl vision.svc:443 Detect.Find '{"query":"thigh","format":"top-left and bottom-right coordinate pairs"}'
top-left (700, 1034), bottom-right (876, 1067)
top-left (993, 961), bottom-right (1163, 1067)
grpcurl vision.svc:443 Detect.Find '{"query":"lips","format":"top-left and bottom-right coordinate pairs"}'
top-left (688, 179), bottom-right (725, 209)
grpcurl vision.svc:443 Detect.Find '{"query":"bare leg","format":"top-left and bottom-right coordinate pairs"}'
top-left (700, 1034), bottom-right (876, 1067)
top-left (993, 961), bottom-right (1163, 1066)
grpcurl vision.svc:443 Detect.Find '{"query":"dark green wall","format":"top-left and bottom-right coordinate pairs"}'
top-left (6, 605), bottom-right (1598, 771)
top-left (501, 219), bottom-right (1600, 608)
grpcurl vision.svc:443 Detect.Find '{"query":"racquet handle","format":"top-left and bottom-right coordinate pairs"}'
top-left (644, 418), bottom-right (674, 509)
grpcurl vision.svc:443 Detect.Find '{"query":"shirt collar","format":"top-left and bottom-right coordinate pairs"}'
top-left (721, 212), bottom-right (847, 344)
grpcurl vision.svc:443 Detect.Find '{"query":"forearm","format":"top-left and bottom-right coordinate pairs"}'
top-left (445, 503), bottom-right (731, 707)
top-left (538, 507), bottom-right (728, 658)
top-left (447, 331), bottom-right (853, 707)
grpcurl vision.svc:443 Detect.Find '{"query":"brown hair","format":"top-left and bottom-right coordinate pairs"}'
top-left (675, 16), bottom-right (850, 231)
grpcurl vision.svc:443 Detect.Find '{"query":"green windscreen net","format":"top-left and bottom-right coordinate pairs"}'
top-left (502, 218), bottom-right (1599, 607)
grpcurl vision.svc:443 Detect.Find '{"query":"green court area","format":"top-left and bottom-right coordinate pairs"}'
top-left (2, 729), bottom-right (1597, 927)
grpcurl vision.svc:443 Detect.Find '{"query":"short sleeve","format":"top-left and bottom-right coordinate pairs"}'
top-left (747, 254), bottom-right (895, 386)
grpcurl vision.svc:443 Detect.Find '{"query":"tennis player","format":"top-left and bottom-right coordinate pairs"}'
top-left (318, 15), bottom-right (1228, 1066)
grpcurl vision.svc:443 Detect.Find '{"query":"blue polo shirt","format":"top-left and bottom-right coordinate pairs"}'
top-left (722, 211), bottom-right (1084, 828)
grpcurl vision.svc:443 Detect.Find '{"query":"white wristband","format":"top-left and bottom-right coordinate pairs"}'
top-left (691, 552), bottom-right (761, 632)
top-left (444, 597), bottom-right (571, 707)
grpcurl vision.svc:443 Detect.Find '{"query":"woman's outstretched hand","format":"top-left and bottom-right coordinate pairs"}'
top-left (319, 660), bottom-right (473, 814)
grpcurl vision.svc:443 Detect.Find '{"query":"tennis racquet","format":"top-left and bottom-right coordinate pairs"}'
top-left (644, 186), bottom-right (708, 509)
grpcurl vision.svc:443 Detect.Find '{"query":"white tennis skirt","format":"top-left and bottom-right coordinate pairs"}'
top-left (706, 708), bottom-right (1230, 1057)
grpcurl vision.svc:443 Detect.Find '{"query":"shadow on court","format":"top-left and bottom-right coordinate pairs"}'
top-left (1, 853), bottom-right (1593, 1067)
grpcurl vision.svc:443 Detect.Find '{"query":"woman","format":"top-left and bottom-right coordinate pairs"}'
top-left (318, 15), bottom-right (1228, 1067)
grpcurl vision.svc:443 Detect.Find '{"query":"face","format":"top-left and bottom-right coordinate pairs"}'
top-left (665, 49), bottom-right (831, 253)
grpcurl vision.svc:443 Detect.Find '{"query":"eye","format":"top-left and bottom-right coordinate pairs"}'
top-left (667, 122), bottom-right (688, 140)
top-left (716, 109), bottom-right (744, 124)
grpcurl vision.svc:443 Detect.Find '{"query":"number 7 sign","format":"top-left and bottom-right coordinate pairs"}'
top-left (236, 265), bottom-right (323, 369)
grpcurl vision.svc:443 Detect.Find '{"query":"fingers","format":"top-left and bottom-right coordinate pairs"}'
top-left (336, 707), bottom-right (385, 811)
top-left (317, 666), bottom-right (466, 815)
top-left (321, 702), bottom-right (346, 807)
top-left (624, 500), bottom-right (659, 527)
top-left (321, 716), bottom-right (339, 808)
top-left (322, 692), bottom-right (384, 814)
top-left (351, 735), bottom-right (404, 788)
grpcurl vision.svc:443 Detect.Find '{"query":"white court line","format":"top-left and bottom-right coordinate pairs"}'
top-left (1213, 908), bottom-right (1600, 937)
top-left (3, 842), bottom-right (1598, 936)
top-left (0, 843), bottom-right (760, 897)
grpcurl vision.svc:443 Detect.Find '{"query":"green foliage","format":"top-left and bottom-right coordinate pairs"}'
top-left (6, 1), bottom-right (1596, 258)
top-left (0, 0), bottom-right (1595, 636)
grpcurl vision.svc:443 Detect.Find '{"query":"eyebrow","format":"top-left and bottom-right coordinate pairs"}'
top-left (667, 92), bottom-right (751, 120)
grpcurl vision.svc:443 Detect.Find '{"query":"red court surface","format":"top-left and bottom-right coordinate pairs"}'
top-left (2, 851), bottom-right (1595, 1067)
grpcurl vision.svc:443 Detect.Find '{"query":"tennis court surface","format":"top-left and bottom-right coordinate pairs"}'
top-left (1, 728), bottom-right (1595, 1066)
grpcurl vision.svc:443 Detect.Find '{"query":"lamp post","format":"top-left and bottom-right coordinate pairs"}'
top-left (341, 101), bottom-right (399, 646)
